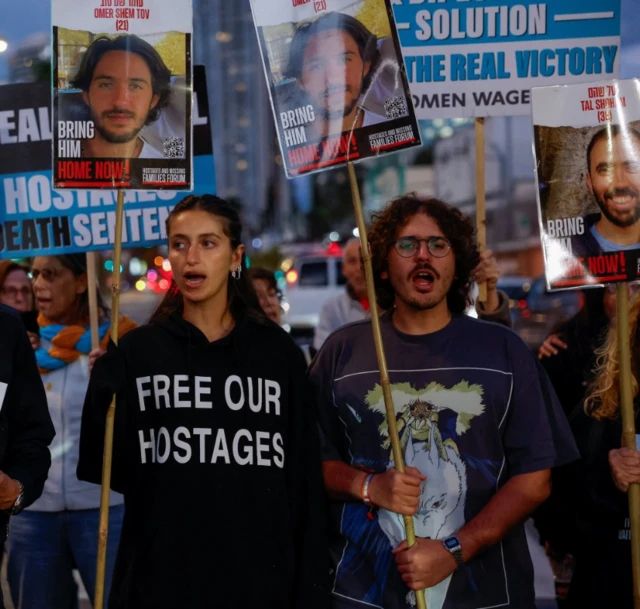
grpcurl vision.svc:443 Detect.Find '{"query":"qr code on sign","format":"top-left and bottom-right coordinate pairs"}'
top-left (163, 137), bottom-right (185, 159)
top-left (383, 96), bottom-right (408, 120)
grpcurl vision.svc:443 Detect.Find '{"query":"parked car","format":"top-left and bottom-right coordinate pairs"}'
top-left (282, 246), bottom-right (345, 346)
top-left (497, 276), bottom-right (533, 323)
top-left (513, 276), bottom-right (582, 352)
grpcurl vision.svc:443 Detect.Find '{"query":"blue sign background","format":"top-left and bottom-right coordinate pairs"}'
top-left (393, 0), bottom-right (621, 47)
top-left (394, 0), bottom-right (623, 117)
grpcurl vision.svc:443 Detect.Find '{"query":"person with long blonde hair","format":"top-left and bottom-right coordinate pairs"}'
top-left (541, 289), bottom-right (640, 609)
top-left (585, 293), bottom-right (640, 420)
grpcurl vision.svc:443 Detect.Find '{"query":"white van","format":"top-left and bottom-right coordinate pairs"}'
top-left (283, 252), bottom-right (345, 345)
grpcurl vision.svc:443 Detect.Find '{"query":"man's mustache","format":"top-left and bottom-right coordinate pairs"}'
top-left (102, 108), bottom-right (136, 119)
top-left (604, 187), bottom-right (640, 201)
top-left (409, 263), bottom-right (440, 281)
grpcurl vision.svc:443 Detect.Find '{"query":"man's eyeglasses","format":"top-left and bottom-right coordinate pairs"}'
top-left (393, 236), bottom-right (451, 258)
top-left (1, 287), bottom-right (31, 299)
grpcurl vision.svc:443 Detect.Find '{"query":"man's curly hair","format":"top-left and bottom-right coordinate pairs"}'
top-left (368, 194), bottom-right (479, 313)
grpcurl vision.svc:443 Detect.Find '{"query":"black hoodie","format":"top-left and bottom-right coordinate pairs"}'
top-left (0, 305), bottom-right (54, 512)
top-left (541, 405), bottom-right (635, 609)
top-left (77, 313), bottom-right (329, 609)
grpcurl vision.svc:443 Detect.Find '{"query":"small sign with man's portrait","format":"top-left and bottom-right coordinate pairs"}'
top-left (52, 0), bottom-right (193, 190)
top-left (533, 79), bottom-right (640, 290)
top-left (249, 0), bottom-right (421, 178)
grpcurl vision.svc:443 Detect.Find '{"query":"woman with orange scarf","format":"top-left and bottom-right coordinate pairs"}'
top-left (6, 254), bottom-right (136, 609)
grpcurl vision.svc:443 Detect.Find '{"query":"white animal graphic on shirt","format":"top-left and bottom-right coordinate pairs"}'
top-left (368, 381), bottom-right (484, 609)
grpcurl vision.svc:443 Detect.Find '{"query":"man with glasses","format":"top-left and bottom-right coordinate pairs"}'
top-left (313, 237), bottom-right (511, 350)
top-left (0, 261), bottom-right (38, 345)
top-left (0, 263), bottom-right (32, 314)
top-left (0, 262), bottom-right (33, 312)
top-left (310, 194), bottom-right (577, 609)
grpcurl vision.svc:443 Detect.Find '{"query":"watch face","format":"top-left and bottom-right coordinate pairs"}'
top-left (444, 537), bottom-right (459, 549)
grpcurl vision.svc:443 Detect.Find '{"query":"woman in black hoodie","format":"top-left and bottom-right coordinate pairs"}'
top-left (78, 195), bottom-right (329, 609)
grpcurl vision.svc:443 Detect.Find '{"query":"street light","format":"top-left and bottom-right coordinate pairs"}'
top-left (0, 40), bottom-right (8, 53)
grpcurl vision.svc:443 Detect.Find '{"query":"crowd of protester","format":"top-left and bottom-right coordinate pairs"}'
top-left (0, 193), bottom-right (638, 609)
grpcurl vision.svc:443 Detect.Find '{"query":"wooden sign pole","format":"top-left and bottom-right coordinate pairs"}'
top-left (616, 282), bottom-right (640, 609)
top-left (347, 163), bottom-right (427, 609)
top-left (94, 189), bottom-right (125, 609)
top-left (475, 118), bottom-right (487, 302)
top-left (86, 251), bottom-right (100, 350)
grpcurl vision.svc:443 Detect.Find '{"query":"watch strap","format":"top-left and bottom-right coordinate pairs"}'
top-left (443, 536), bottom-right (464, 569)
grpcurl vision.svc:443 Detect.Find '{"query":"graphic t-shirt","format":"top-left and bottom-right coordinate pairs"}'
top-left (309, 313), bottom-right (578, 609)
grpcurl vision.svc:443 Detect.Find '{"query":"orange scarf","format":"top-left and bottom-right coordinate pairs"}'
top-left (36, 313), bottom-right (137, 373)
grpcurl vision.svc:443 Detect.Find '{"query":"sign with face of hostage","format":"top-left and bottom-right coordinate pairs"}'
top-left (532, 79), bottom-right (640, 290)
top-left (248, 0), bottom-right (421, 178)
top-left (52, 0), bottom-right (193, 190)
top-left (0, 66), bottom-right (214, 258)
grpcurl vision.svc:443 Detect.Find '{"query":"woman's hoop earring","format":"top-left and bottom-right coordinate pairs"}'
top-left (231, 266), bottom-right (242, 280)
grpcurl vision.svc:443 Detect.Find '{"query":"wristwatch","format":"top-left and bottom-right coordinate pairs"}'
top-left (8, 481), bottom-right (25, 516)
top-left (442, 535), bottom-right (464, 570)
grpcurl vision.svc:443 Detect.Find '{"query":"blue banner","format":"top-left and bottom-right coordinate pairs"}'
top-left (392, 0), bottom-right (622, 118)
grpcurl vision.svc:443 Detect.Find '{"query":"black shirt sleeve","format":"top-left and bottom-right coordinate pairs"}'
top-left (476, 290), bottom-right (512, 329)
top-left (535, 406), bottom-right (625, 553)
top-left (308, 339), bottom-right (344, 463)
top-left (502, 337), bottom-right (579, 476)
top-left (77, 339), bottom-right (131, 495)
top-left (1, 312), bottom-right (55, 507)
top-left (285, 344), bottom-right (330, 609)
top-left (540, 338), bottom-right (587, 417)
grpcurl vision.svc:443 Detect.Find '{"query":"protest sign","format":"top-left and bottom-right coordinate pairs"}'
top-left (395, 0), bottom-right (621, 119)
top-left (249, 0), bottom-right (421, 178)
top-left (532, 78), bottom-right (640, 289)
top-left (52, 0), bottom-right (193, 189)
top-left (0, 66), bottom-right (214, 258)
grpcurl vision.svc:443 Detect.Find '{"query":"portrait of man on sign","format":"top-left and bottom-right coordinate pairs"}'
top-left (70, 34), bottom-right (172, 159)
top-left (250, 0), bottom-right (419, 178)
top-left (572, 125), bottom-right (640, 256)
top-left (285, 12), bottom-right (387, 139)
